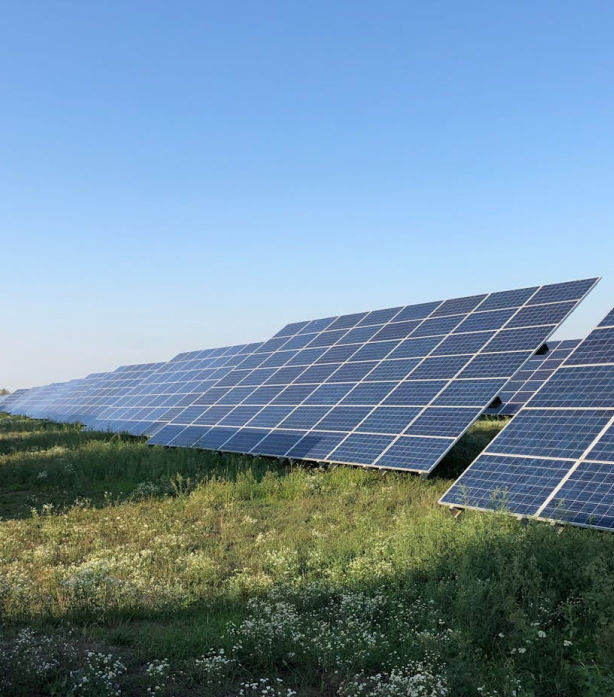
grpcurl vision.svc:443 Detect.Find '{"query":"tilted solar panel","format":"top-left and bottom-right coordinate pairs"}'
top-left (486, 339), bottom-right (581, 415)
top-left (97, 343), bottom-right (264, 436)
top-left (0, 389), bottom-right (32, 413)
top-left (440, 304), bottom-right (614, 531)
top-left (3, 383), bottom-right (58, 418)
top-left (79, 362), bottom-right (167, 431)
top-left (149, 278), bottom-right (598, 474)
top-left (35, 373), bottom-right (116, 424)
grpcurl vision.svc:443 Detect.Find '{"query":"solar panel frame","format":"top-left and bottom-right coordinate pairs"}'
top-left (152, 278), bottom-right (598, 474)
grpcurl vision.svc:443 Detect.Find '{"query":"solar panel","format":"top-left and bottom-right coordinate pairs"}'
top-left (102, 343), bottom-right (263, 436)
top-left (0, 388), bottom-right (32, 413)
top-left (487, 339), bottom-right (580, 415)
top-left (79, 362), bottom-right (167, 430)
top-left (35, 372), bottom-right (118, 424)
top-left (2, 382), bottom-right (68, 419)
top-left (440, 304), bottom-right (614, 531)
top-left (149, 278), bottom-right (598, 474)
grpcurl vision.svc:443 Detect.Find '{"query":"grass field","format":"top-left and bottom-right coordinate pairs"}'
top-left (1, 413), bottom-right (613, 696)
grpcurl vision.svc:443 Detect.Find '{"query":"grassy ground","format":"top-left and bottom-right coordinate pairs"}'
top-left (1, 413), bottom-right (613, 697)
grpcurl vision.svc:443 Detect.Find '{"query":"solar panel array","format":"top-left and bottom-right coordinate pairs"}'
top-left (0, 389), bottom-right (31, 413)
top-left (486, 339), bottom-right (581, 415)
top-left (440, 305), bottom-right (614, 531)
top-left (0, 382), bottom-right (68, 419)
top-left (41, 372), bottom-right (116, 425)
top-left (93, 344), bottom-right (263, 436)
top-left (148, 279), bottom-right (598, 474)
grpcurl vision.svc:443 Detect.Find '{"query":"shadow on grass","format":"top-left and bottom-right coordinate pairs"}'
top-left (0, 413), bottom-right (505, 520)
top-left (16, 511), bottom-right (614, 697)
top-left (0, 417), bottom-right (291, 520)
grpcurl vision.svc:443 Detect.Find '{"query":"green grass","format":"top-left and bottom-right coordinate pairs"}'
top-left (1, 413), bottom-right (613, 696)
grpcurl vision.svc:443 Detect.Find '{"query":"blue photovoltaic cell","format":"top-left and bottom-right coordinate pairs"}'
top-left (273, 385), bottom-right (317, 404)
top-left (358, 307), bottom-right (403, 325)
top-left (487, 340), bottom-right (580, 415)
top-left (540, 462), bottom-right (614, 529)
top-left (527, 279), bottom-right (597, 305)
top-left (302, 317), bottom-right (337, 333)
top-left (529, 365), bottom-right (614, 409)
top-left (432, 379), bottom-right (507, 406)
top-left (252, 430), bottom-right (304, 456)
top-left (219, 406), bottom-right (263, 426)
top-left (342, 381), bottom-right (398, 405)
top-left (222, 428), bottom-right (269, 453)
top-left (459, 352), bottom-right (529, 379)
top-left (355, 406), bottom-right (423, 434)
top-left (243, 386), bottom-right (284, 404)
top-left (411, 315), bottom-right (463, 337)
top-left (383, 380), bottom-right (446, 406)
top-left (286, 431), bottom-right (347, 460)
top-left (279, 406), bottom-right (331, 428)
top-left (295, 364), bottom-right (340, 383)
top-left (247, 406), bottom-right (294, 427)
top-left (328, 433), bottom-right (396, 464)
top-left (478, 287), bottom-right (538, 311)
top-left (432, 294), bottom-right (486, 316)
top-left (375, 436), bottom-right (454, 471)
top-left (194, 406), bottom-right (234, 424)
top-left (565, 327), bottom-right (614, 366)
top-left (315, 406), bottom-right (372, 431)
top-left (329, 362), bottom-right (378, 382)
top-left (432, 331), bottom-right (496, 356)
top-left (441, 454), bottom-right (573, 516)
top-left (586, 424), bottom-right (614, 463)
top-left (387, 336), bottom-right (441, 358)
top-left (453, 308), bottom-right (516, 333)
top-left (169, 425), bottom-right (209, 447)
top-left (393, 301), bottom-right (440, 321)
top-left (327, 313), bottom-right (367, 330)
top-left (506, 301), bottom-right (575, 328)
top-left (404, 407), bottom-right (482, 438)
top-left (274, 321), bottom-right (309, 337)
top-left (407, 355), bottom-right (469, 379)
top-left (303, 383), bottom-right (355, 405)
top-left (218, 387), bottom-right (255, 404)
top-left (149, 425), bottom-right (188, 445)
top-left (196, 427), bottom-right (238, 449)
top-left (598, 309), bottom-right (614, 327)
top-left (134, 279), bottom-right (598, 475)
top-left (440, 300), bottom-right (614, 533)
top-left (484, 327), bottom-right (557, 353)
top-left (364, 358), bottom-right (421, 381)
top-left (91, 345), bottom-right (262, 435)
top-left (487, 409), bottom-right (612, 459)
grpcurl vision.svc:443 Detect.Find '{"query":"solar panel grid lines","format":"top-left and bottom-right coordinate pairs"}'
top-left (2, 382), bottom-right (64, 419)
top-left (185, 292), bottom-right (578, 463)
top-left (0, 388), bottom-right (31, 413)
top-left (153, 278), bottom-right (599, 474)
top-left (39, 372), bottom-right (117, 424)
top-left (440, 303), bottom-right (614, 532)
top-left (486, 339), bottom-right (581, 415)
top-left (220, 278), bottom-right (592, 468)
top-left (112, 343), bottom-right (265, 437)
top-left (83, 362), bottom-right (168, 430)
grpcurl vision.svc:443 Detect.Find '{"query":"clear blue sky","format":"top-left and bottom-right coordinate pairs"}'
top-left (2, 1), bottom-right (613, 390)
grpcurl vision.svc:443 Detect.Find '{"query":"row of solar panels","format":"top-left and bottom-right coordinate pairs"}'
top-left (3, 277), bottom-right (613, 532)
